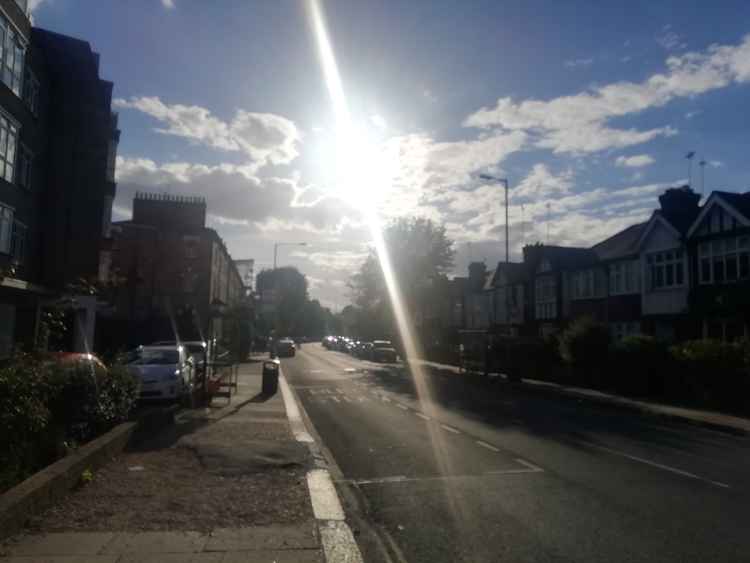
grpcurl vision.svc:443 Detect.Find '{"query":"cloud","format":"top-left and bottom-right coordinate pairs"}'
top-left (28, 0), bottom-right (47, 12)
top-left (464, 34), bottom-right (750, 154)
top-left (370, 114), bottom-right (387, 130)
top-left (113, 96), bottom-right (301, 169)
top-left (709, 160), bottom-right (724, 168)
top-left (114, 156), bottom-right (351, 232)
top-left (564, 57), bottom-right (594, 69)
top-left (685, 110), bottom-right (701, 119)
top-left (512, 164), bottom-right (574, 201)
top-left (161, 0), bottom-right (175, 8)
top-left (615, 154), bottom-right (655, 168)
top-left (657, 25), bottom-right (687, 52)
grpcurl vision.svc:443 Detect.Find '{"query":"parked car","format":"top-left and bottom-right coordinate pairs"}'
top-left (372, 340), bottom-right (398, 363)
top-left (357, 342), bottom-right (374, 360)
top-left (152, 340), bottom-right (208, 378)
top-left (277, 338), bottom-right (296, 358)
top-left (126, 345), bottom-right (195, 401)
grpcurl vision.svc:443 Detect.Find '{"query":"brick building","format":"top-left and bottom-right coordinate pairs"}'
top-left (0, 0), bottom-right (118, 355)
top-left (104, 192), bottom-right (244, 350)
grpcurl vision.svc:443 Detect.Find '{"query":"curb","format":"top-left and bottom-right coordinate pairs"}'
top-left (278, 369), bottom-right (365, 563)
top-left (0, 404), bottom-right (178, 542)
top-left (415, 361), bottom-right (750, 437)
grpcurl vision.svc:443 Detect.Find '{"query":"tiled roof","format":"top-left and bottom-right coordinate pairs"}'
top-left (714, 191), bottom-right (750, 219)
top-left (592, 222), bottom-right (647, 260)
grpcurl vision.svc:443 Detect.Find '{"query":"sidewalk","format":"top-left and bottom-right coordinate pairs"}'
top-left (414, 359), bottom-right (750, 436)
top-left (1, 360), bottom-right (324, 562)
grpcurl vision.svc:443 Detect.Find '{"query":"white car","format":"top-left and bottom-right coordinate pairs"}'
top-left (127, 345), bottom-right (195, 401)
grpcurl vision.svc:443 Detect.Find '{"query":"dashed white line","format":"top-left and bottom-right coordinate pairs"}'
top-left (514, 458), bottom-right (544, 473)
top-left (476, 440), bottom-right (501, 452)
top-left (396, 404), bottom-right (409, 411)
top-left (440, 424), bottom-right (461, 434)
top-left (415, 412), bottom-right (430, 421)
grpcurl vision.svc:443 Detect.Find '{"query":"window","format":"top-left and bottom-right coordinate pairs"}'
top-left (535, 276), bottom-right (556, 320)
top-left (10, 219), bottom-right (25, 264)
top-left (184, 235), bottom-right (199, 258)
top-left (16, 145), bottom-right (31, 189)
top-left (0, 17), bottom-right (25, 97)
top-left (0, 112), bottom-right (18, 182)
top-left (647, 250), bottom-right (684, 289)
top-left (610, 261), bottom-right (640, 295)
top-left (0, 204), bottom-right (12, 253)
top-left (698, 236), bottom-right (750, 284)
top-left (538, 258), bottom-right (552, 273)
top-left (572, 270), bottom-right (595, 299)
top-left (23, 68), bottom-right (39, 115)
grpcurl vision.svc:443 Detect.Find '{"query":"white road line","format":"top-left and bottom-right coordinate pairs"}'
top-left (514, 458), bottom-right (544, 473)
top-left (586, 442), bottom-right (730, 489)
top-left (415, 412), bottom-right (431, 421)
top-left (440, 424), bottom-right (461, 434)
top-left (319, 521), bottom-right (365, 563)
top-left (278, 374), bottom-right (314, 443)
top-left (476, 440), bottom-right (501, 452)
top-left (307, 469), bottom-right (346, 520)
top-left (396, 403), bottom-right (409, 410)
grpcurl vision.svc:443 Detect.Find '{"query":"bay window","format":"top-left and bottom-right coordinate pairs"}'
top-left (698, 236), bottom-right (750, 284)
top-left (535, 276), bottom-right (556, 320)
top-left (572, 270), bottom-right (595, 299)
top-left (0, 16), bottom-right (25, 97)
top-left (647, 250), bottom-right (684, 289)
top-left (610, 260), bottom-right (640, 295)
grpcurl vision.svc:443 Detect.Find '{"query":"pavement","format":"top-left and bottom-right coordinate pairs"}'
top-left (282, 343), bottom-right (750, 563)
top-left (1, 359), bottom-right (351, 563)
top-left (414, 358), bottom-right (750, 435)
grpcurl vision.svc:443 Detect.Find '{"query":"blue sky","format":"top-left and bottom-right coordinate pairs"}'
top-left (31, 0), bottom-right (750, 308)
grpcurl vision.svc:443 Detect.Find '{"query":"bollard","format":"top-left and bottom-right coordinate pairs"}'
top-left (262, 359), bottom-right (280, 395)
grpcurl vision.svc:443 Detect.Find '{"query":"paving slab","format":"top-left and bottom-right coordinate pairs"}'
top-left (219, 549), bottom-right (324, 563)
top-left (204, 524), bottom-right (319, 552)
top-left (101, 531), bottom-right (207, 554)
top-left (0, 557), bottom-right (118, 563)
top-left (116, 552), bottom-right (223, 563)
top-left (4, 533), bottom-right (116, 556)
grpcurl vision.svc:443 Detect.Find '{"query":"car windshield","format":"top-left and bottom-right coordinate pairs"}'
top-left (128, 350), bottom-right (179, 365)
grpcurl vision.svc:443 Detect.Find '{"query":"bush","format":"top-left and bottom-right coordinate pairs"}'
top-left (610, 335), bottom-right (672, 396)
top-left (558, 317), bottom-right (611, 386)
top-left (669, 339), bottom-right (748, 408)
top-left (495, 337), bottom-right (562, 382)
top-left (0, 353), bottom-right (139, 493)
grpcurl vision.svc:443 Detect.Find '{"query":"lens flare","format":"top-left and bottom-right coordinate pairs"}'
top-left (306, 0), bottom-right (471, 542)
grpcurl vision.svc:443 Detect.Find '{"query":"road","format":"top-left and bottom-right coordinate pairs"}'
top-left (282, 343), bottom-right (750, 563)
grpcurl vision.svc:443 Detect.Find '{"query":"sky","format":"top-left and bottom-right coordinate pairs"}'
top-left (31, 0), bottom-right (750, 310)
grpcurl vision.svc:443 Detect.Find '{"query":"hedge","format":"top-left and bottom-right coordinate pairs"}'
top-left (0, 353), bottom-right (139, 493)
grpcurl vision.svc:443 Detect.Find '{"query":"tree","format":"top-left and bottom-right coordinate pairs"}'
top-left (349, 217), bottom-right (455, 339)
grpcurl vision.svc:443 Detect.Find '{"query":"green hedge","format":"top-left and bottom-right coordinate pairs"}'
top-left (0, 353), bottom-right (139, 493)
top-left (558, 317), bottom-right (611, 387)
top-left (610, 335), bottom-right (673, 397)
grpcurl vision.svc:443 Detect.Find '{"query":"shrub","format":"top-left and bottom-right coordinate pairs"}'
top-left (496, 337), bottom-right (562, 382)
top-left (669, 339), bottom-right (748, 408)
top-left (558, 316), bottom-right (611, 386)
top-left (0, 353), bottom-right (139, 493)
top-left (610, 335), bottom-right (672, 396)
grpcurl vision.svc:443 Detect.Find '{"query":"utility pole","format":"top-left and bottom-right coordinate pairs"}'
top-left (546, 202), bottom-right (551, 244)
top-left (686, 151), bottom-right (695, 187)
top-left (699, 159), bottom-right (706, 197)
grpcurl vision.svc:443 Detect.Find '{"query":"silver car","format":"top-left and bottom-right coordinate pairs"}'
top-left (127, 345), bottom-right (195, 401)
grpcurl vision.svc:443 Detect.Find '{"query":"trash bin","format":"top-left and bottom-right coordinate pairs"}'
top-left (262, 359), bottom-right (280, 395)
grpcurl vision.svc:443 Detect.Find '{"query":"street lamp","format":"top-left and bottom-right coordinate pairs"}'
top-left (273, 242), bottom-right (308, 269)
top-left (478, 174), bottom-right (510, 265)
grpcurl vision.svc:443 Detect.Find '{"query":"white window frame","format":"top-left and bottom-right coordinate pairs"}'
top-left (609, 260), bottom-right (640, 295)
top-left (698, 236), bottom-right (750, 285)
top-left (0, 15), bottom-right (25, 97)
top-left (0, 110), bottom-right (18, 183)
top-left (0, 202), bottom-right (13, 254)
top-left (647, 249), bottom-right (685, 290)
top-left (572, 270), bottom-right (595, 300)
top-left (535, 276), bottom-right (556, 320)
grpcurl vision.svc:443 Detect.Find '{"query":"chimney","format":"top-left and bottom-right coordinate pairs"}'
top-left (658, 185), bottom-right (701, 234)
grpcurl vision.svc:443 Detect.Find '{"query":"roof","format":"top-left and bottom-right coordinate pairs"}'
top-left (487, 262), bottom-right (527, 288)
top-left (539, 246), bottom-right (598, 271)
top-left (592, 222), bottom-right (647, 261)
top-left (714, 191), bottom-right (750, 219)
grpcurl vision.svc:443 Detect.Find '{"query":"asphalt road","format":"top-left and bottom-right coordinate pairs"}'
top-left (282, 343), bottom-right (750, 563)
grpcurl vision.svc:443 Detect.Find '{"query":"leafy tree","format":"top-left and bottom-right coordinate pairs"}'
top-left (256, 266), bottom-right (308, 336)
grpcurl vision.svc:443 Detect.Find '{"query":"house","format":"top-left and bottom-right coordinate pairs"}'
top-left (524, 244), bottom-right (597, 338)
top-left (0, 3), bottom-right (119, 356)
top-left (635, 186), bottom-right (701, 340)
top-left (104, 193), bottom-right (244, 350)
top-left (485, 261), bottom-right (528, 336)
top-left (686, 190), bottom-right (750, 340)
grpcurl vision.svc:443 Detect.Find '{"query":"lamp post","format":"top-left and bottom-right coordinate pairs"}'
top-left (273, 242), bottom-right (308, 270)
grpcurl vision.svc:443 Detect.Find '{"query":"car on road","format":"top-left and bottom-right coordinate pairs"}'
top-left (277, 338), bottom-right (296, 358)
top-left (372, 340), bottom-right (398, 363)
top-left (152, 340), bottom-right (208, 378)
top-left (126, 345), bottom-right (195, 401)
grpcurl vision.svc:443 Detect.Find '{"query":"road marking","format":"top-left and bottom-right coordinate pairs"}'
top-left (585, 441), bottom-right (730, 489)
top-left (440, 424), bottom-right (461, 434)
top-left (476, 440), bottom-right (500, 452)
top-left (278, 374), bottom-right (314, 443)
top-left (514, 458), bottom-right (544, 472)
top-left (396, 403), bottom-right (409, 410)
top-left (415, 412), bottom-right (430, 420)
top-left (307, 469), bottom-right (346, 520)
top-left (319, 521), bottom-right (365, 563)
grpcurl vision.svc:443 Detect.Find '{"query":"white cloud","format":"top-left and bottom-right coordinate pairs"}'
top-left (28, 0), bottom-right (47, 12)
top-left (161, 0), bottom-right (175, 8)
top-left (464, 34), bottom-right (750, 154)
top-left (709, 160), bottom-right (724, 168)
top-left (657, 25), bottom-right (686, 52)
top-left (512, 163), bottom-right (574, 201)
top-left (615, 154), bottom-right (655, 168)
top-left (685, 110), bottom-right (701, 119)
top-left (113, 96), bottom-right (301, 169)
top-left (370, 114), bottom-right (387, 130)
top-left (564, 57), bottom-right (594, 69)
